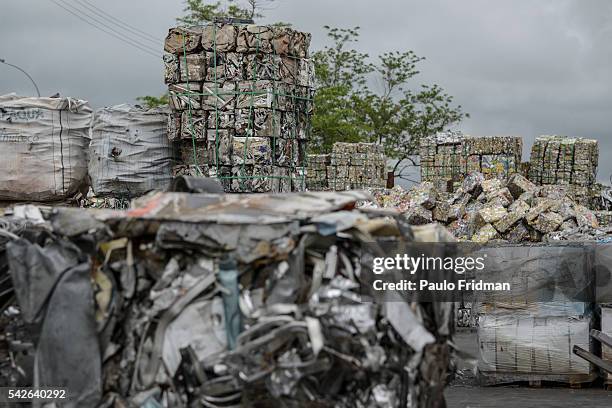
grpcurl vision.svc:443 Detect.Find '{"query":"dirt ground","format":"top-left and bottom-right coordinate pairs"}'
top-left (447, 329), bottom-right (612, 407)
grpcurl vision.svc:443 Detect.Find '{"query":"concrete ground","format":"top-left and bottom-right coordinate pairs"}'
top-left (446, 386), bottom-right (612, 408)
top-left (447, 329), bottom-right (612, 407)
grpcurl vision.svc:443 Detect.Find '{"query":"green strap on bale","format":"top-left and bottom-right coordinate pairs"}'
top-left (175, 23), bottom-right (312, 191)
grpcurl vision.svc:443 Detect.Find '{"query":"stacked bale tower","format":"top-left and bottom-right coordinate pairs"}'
top-left (164, 23), bottom-right (314, 192)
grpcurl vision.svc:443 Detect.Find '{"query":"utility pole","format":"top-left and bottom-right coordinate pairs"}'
top-left (0, 58), bottom-right (41, 97)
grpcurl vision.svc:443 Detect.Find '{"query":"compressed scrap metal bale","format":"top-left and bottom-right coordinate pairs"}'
top-left (165, 22), bottom-right (314, 193)
top-left (231, 136), bottom-right (271, 165)
top-left (530, 211), bottom-right (564, 234)
top-left (178, 110), bottom-right (207, 141)
top-left (168, 82), bottom-right (202, 110)
top-left (206, 53), bottom-right (243, 82)
top-left (0, 192), bottom-right (456, 407)
top-left (201, 81), bottom-right (236, 111)
top-left (419, 132), bottom-right (522, 192)
top-left (405, 204), bottom-right (433, 225)
top-left (369, 171), bottom-right (610, 243)
top-left (506, 173), bottom-right (536, 199)
top-left (472, 223), bottom-right (501, 243)
top-left (164, 26), bottom-right (202, 54)
top-left (305, 154), bottom-right (330, 190)
top-left (476, 205), bottom-right (507, 226)
top-left (528, 135), bottom-right (598, 190)
top-left (595, 211), bottom-right (612, 228)
top-left (590, 183), bottom-right (612, 211)
top-left (314, 142), bottom-right (387, 191)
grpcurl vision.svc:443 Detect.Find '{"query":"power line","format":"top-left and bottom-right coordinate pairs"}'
top-left (49, 0), bottom-right (161, 59)
top-left (74, 0), bottom-right (163, 45)
top-left (53, 0), bottom-right (160, 55)
top-left (79, 0), bottom-right (164, 42)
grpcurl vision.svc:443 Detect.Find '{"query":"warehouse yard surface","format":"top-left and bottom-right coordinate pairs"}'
top-left (447, 330), bottom-right (612, 407)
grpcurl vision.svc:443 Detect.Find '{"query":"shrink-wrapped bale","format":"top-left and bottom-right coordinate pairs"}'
top-left (478, 314), bottom-right (592, 378)
top-left (89, 104), bottom-right (173, 197)
top-left (475, 244), bottom-right (596, 384)
top-left (0, 94), bottom-right (92, 201)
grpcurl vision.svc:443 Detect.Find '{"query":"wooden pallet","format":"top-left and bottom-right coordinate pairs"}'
top-left (573, 329), bottom-right (612, 390)
top-left (478, 371), bottom-right (597, 388)
top-left (604, 373), bottom-right (612, 391)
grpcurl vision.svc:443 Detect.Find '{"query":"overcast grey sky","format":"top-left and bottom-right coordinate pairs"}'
top-left (1, 0), bottom-right (611, 182)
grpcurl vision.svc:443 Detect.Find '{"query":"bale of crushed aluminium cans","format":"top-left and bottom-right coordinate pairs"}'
top-left (419, 132), bottom-right (522, 192)
top-left (528, 135), bottom-right (598, 188)
top-left (165, 23), bottom-right (315, 193)
top-left (309, 143), bottom-right (387, 191)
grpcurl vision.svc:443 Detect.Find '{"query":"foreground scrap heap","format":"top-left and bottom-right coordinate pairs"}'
top-left (370, 172), bottom-right (609, 243)
top-left (164, 23), bottom-right (314, 192)
top-left (0, 192), bottom-right (454, 407)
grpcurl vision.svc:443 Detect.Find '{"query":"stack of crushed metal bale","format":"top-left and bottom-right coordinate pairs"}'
top-left (420, 132), bottom-right (522, 192)
top-left (307, 143), bottom-right (387, 191)
top-left (327, 143), bottom-right (387, 190)
top-left (305, 153), bottom-right (330, 190)
top-left (0, 192), bottom-right (455, 407)
top-left (528, 135), bottom-right (599, 205)
top-left (529, 135), bottom-right (598, 186)
top-left (369, 172), bottom-right (608, 243)
top-left (164, 24), bottom-right (315, 193)
top-left (596, 211), bottom-right (612, 228)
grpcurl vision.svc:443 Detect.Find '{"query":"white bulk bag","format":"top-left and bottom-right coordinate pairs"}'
top-left (89, 104), bottom-right (173, 197)
top-left (0, 94), bottom-right (92, 201)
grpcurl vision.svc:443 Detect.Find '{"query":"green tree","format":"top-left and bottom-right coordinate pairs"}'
top-left (310, 27), bottom-right (374, 153)
top-left (136, 94), bottom-right (169, 109)
top-left (312, 27), bottom-right (468, 179)
top-left (177, 0), bottom-right (274, 25)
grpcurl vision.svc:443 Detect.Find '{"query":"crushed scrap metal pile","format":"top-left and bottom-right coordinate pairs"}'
top-left (368, 172), bottom-right (611, 243)
top-left (0, 191), bottom-right (454, 407)
top-left (0, 208), bottom-right (45, 390)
